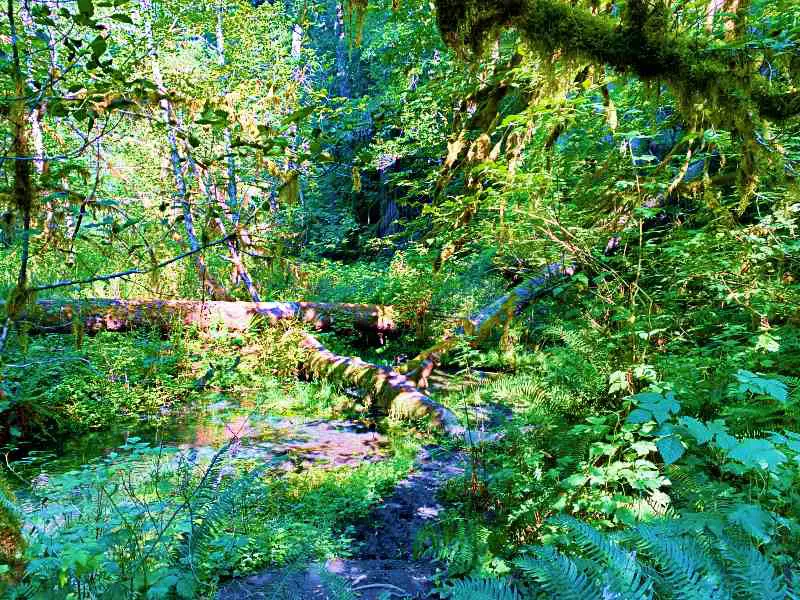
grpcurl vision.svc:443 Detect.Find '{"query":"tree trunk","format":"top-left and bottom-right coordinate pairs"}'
top-left (333, 2), bottom-right (350, 98)
top-left (299, 331), bottom-right (463, 435)
top-left (141, 0), bottom-right (228, 300)
top-left (22, 299), bottom-right (399, 334)
top-left (1, 0), bottom-right (35, 355)
top-left (401, 264), bottom-right (573, 383)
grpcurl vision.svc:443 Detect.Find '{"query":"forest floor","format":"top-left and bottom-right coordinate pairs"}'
top-left (218, 446), bottom-right (464, 600)
top-left (218, 405), bottom-right (507, 600)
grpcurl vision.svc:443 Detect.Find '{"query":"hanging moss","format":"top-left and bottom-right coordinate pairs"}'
top-left (431, 0), bottom-right (800, 210)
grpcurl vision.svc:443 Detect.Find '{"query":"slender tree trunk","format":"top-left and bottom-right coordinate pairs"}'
top-left (193, 158), bottom-right (261, 302)
top-left (2, 0), bottom-right (35, 356)
top-left (212, 1), bottom-right (264, 299)
top-left (214, 2), bottom-right (240, 225)
top-left (140, 0), bottom-right (228, 299)
top-left (18, 0), bottom-right (43, 176)
top-left (333, 2), bottom-right (350, 98)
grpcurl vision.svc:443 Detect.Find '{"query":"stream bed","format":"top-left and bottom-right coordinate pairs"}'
top-left (7, 400), bottom-right (390, 512)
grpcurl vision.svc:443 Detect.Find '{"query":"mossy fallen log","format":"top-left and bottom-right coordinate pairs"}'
top-left (401, 263), bottom-right (574, 382)
top-left (19, 299), bottom-right (399, 334)
top-left (11, 297), bottom-right (462, 435)
top-left (298, 331), bottom-right (464, 436)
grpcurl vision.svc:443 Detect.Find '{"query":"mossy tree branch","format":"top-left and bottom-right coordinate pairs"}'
top-left (434, 0), bottom-right (800, 123)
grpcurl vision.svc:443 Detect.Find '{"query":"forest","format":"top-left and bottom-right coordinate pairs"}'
top-left (0, 0), bottom-right (799, 598)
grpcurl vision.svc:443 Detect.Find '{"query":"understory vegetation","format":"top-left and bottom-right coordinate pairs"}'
top-left (1, 0), bottom-right (800, 598)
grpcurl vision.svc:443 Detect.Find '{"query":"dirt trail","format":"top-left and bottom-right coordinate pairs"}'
top-left (218, 403), bottom-right (509, 600)
top-left (218, 445), bottom-right (466, 600)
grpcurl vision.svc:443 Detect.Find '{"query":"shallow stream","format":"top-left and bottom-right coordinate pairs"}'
top-left (7, 398), bottom-right (389, 512)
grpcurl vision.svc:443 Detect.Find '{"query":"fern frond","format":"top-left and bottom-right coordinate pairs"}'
top-left (189, 467), bottom-right (262, 562)
top-left (716, 534), bottom-right (787, 600)
top-left (550, 515), bottom-right (653, 600)
top-left (627, 524), bottom-right (732, 600)
top-left (440, 576), bottom-right (523, 600)
top-left (516, 546), bottom-right (603, 600)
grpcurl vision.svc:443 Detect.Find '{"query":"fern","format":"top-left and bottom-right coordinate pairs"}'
top-left (516, 546), bottom-right (603, 600)
top-left (188, 467), bottom-right (264, 566)
top-left (440, 576), bottom-right (523, 600)
top-left (627, 523), bottom-right (733, 600)
top-left (416, 517), bottom-right (490, 576)
top-left (520, 515), bottom-right (789, 600)
top-left (551, 515), bottom-right (653, 600)
top-left (715, 534), bottom-right (787, 600)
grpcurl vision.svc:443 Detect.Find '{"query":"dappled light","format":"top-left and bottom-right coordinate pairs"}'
top-left (1, 0), bottom-right (799, 597)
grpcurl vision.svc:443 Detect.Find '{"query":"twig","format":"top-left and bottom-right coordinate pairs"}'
top-left (352, 582), bottom-right (411, 597)
top-left (29, 234), bottom-right (235, 292)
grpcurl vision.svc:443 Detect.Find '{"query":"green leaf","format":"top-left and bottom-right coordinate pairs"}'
top-left (631, 392), bottom-right (680, 424)
top-left (735, 370), bottom-right (788, 404)
top-left (282, 104), bottom-right (316, 125)
top-left (561, 474), bottom-right (588, 489)
top-left (656, 435), bottom-right (684, 465)
top-left (626, 408), bottom-right (652, 424)
top-left (90, 35), bottom-right (107, 58)
top-left (110, 13), bottom-right (133, 23)
top-left (78, 0), bottom-right (94, 16)
top-left (175, 575), bottom-right (195, 599)
top-left (728, 438), bottom-right (787, 472)
top-left (630, 440), bottom-right (657, 456)
top-left (727, 504), bottom-right (774, 543)
top-left (679, 416), bottom-right (712, 445)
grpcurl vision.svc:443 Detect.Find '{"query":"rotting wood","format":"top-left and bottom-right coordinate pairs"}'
top-left (298, 330), bottom-right (464, 437)
top-left (12, 266), bottom-right (569, 438)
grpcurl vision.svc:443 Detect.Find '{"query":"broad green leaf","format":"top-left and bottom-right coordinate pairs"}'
top-left (630, 440), bottom-right (657, 456)
top-left (656, 435), bottom-right (685, 465)
top-left (632, 392), bottom-right (680, 424)
top-left (561, 474), bottom-right (588, 489)
top-left (728, 439), bottom-right (787, 472)
top-left (78, 0), bottom-right (94, 16)
top-left (727, 504), bottom-right (774, 543)
top-left (679, 416), bottom-right (712, 444)
top-left (735, 370), bottom-right (788, 404)
top-left (626, 409), bottom-right (652, 424)
top-left (110, 13), bottom-right (133, 23)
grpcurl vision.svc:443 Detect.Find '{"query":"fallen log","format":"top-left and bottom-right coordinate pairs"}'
top-left (19, 299), bottom-right (399, 334)
top-left (298, 331), bottom-right (464, 437)
top-left (11, 297), bottom-right (464, 436)
top-left (10, 268), bottom-right (570, 440)
top-left (401, 263), bottom-right (574, 383)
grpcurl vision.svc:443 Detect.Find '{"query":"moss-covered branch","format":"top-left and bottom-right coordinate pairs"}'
top-left (434, 0), bottom-right (800, 122)
top-left (401, 263), bottom-right (573, 381)
top-left (299, 331), bottom-right (464, 436)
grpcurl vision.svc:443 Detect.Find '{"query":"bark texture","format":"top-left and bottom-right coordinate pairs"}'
top-left (299, 332), bottom-right (463, 436)
top-left (434, 0), bottom-right (800, 123)
top-left (16, 267), bottom-right (568, 435)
